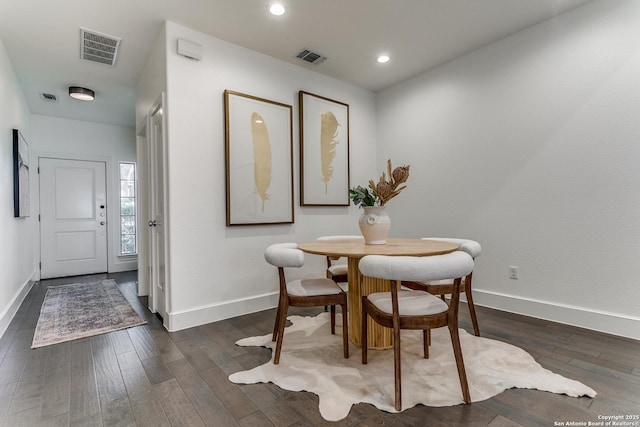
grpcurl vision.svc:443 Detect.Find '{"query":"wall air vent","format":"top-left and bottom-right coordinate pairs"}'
top-left (80, 27), bottom-right (121, 66)
top-left (40, 93), bottom-right (58, 102)
top-left (296, 49), bottom-right (327, 65)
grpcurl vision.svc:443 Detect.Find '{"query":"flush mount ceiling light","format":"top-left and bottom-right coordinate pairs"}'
top-left (377, 55), bottom-right (390, 63)
top-left (269, 3), bottom-right (285, 15)
top-left (68, 86), bottom-right (95, 101)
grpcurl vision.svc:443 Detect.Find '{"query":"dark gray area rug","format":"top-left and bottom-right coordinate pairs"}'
top-left (31, 279), bottom-right (147, 348)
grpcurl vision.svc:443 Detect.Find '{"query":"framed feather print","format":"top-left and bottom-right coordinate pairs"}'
top-left (224, 90), bottom-right (294, 225)
top-left (299, 91), bottom-right (350, 206)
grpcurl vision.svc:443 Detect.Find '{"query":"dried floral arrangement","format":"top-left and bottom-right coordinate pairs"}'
top-left (349, 159), bottom-right (410, 207)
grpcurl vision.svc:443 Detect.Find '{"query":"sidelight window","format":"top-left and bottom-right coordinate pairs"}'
top-left (119, 162), bottom-right (137, 255)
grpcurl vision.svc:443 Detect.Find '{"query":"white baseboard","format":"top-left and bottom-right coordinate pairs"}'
top-left (473, 289), bottom-right (640, 341)
top-left (165, 291), bottom-right (279, 332)
top-left (158, 287), bottom-right (640, 341)
top-left (109, 260), bottom-right (138, 273)
top-left (0, 275), bottom-right (35, 340)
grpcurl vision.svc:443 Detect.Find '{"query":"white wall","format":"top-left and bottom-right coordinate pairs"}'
top-left (30, 115), bottom-right (138, 276)
top-left (161, 22), bottom-right (376, 330)
top-left (135, 25), bottom-right (168, 296)
top-left (136, 26), bottom-right (167, 129)
top-left (376, 0), bottom-right (640, 339)
top-left (0, 37), bottom-right (34, 337)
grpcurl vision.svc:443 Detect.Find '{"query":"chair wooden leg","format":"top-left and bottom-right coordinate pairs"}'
top-left (465, 290), bottom-right (480, 337)
top-left (272, 298), bottom-right (283, 342)
top-left (449, 324), bottom-right (471, 403)
top-left (341, 302), bottom-right (349, 359)
top-left (330, 305), bottom-right (336, 334)
top-left (393, 323), bottom-right (402, 411)
top-left (273, 301), bottom-right (289, 365)
top-left (361, 296), bottom-right (368, 364)
top-left (422, 330), bottom-right (429, 359)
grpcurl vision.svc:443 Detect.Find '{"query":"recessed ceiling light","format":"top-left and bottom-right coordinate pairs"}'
top-left (377, 55), bottom-right (390, 64)
top-left (269, 4), bottom-right (285, 15)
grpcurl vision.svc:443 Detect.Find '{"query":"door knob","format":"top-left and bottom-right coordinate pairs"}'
top-left (100, 221), bottom-right (105, 225)
top-left (148, 220), bottom-right (157, 227)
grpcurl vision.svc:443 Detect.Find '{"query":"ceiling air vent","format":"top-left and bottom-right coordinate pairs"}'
top-left (296, 49), bottom-right (327, 65)
top-left (80, 27), bottom-right (121, 66)
top-left (40, 93), bottom-right (58, 102)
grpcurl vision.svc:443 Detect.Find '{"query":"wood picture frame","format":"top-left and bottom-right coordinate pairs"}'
top-left (224, 90), bottom-right (294, 225)
top-left (299, 91), bottom-right (350, 206)
top-left (13, 128), bottom-right (30, 218)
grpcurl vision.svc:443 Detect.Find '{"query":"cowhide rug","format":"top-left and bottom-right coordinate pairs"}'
top-left (229, 313), bottom-right (596, 422)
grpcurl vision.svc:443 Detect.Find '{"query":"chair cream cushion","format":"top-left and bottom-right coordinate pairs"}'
top-left (328, 264), bottom-right (348, 275)
top-left (264, 243), bottom-right (304, 268)
top-left (359, 252), bottom-right (474, 282)
top-left (287, 278), bottom-right (343, 297)
top-left (367, 290), bottom-right (448, 316)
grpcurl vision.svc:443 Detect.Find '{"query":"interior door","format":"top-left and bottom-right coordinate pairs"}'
top-left (40, 158), bottom-right (108, 279)
top-left (148, 95), bottom-right (168, 321)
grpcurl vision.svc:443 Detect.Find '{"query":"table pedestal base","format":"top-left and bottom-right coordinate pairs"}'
top-left (347, 258), bottom-right (393, 349)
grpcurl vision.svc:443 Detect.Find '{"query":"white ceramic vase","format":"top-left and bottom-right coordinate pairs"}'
top-left (358, 206), bottom-right (391, 245)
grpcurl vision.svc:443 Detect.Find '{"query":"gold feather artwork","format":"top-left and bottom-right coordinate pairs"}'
top-left (320, 111), bottom-right (339, 194)
top-left (251, 112), bottom-right (272, 212)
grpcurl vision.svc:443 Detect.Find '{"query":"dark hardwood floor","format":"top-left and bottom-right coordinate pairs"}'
top-left (0, 271), bottom-right (638, 426)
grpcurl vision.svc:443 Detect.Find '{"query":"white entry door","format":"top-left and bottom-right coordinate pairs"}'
top-left (40, 158), bottom-right (108, 279)
top-left (148, 95), bottom-right (168, 321)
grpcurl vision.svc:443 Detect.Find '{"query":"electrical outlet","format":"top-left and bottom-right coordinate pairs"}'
top-left (509, 266), bottom-right (519, 279)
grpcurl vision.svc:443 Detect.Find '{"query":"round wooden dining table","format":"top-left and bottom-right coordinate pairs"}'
top-left (298, 238), bottom-right (459, 349)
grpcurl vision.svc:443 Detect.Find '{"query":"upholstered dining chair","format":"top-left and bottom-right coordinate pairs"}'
top-left (316, 235), bottom-right (364, 290)
top-left (402, 238), bottom-right (482, 336)
top-left (264, 243), bottom-right (349, 364)
top-left (359, 251), bottom-right (474, 410)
